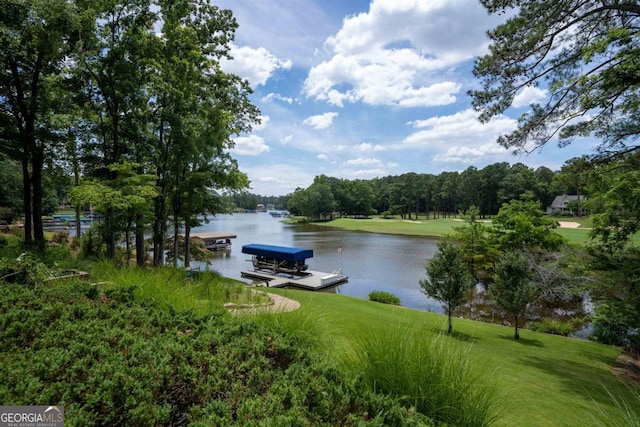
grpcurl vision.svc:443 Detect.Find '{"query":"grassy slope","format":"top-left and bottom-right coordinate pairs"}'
top-left (266, 288), bottom-right (637, 427)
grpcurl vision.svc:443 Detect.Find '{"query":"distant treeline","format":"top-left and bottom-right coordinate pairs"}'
top-left (231, 160), bottom-right (586, 219)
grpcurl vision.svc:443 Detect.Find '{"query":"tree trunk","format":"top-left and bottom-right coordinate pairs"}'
top-left (125, 226), bottom-right (131, 265)
top-left (21, 153), bottom-right (32, 246)
top-left (73, 141), bottom-right (82, 239)
top-left (136, 214), bottom-right (145, 266)
top-left (514, 313), bottom-right (520, 340)
top-left (172, 214), bottom-right (179, 268)
top-left (447, 304), bottom-right (453, 334)
top-left (31, 146), bottom-right (45, 250)
top-left (153, 194), bottom-right (166, 266)
top-left (184, 223), bottom-right (191, 268)
top-left (75, 207), bottom-right (81, 239)
top-left (106, 207), bottom-right (116, 258)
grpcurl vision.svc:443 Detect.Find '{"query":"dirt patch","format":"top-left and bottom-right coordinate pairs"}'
top-left (558, 221), bottom-right (581, 229)
top-left (612, 352), bottom-right (640, 386)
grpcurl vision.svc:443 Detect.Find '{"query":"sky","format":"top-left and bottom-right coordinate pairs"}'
top-left (215, 0), bottom-right (595, 196)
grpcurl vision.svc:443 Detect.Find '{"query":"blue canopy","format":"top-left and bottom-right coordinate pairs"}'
top-left (241, 244), bottom-right (313, 262)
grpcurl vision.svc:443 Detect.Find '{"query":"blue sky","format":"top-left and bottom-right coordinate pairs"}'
top-left (216, 0), bottom-right (595, 196)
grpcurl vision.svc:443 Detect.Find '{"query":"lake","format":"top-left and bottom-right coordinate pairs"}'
top-left (190, 212), bottom-right (442, 311)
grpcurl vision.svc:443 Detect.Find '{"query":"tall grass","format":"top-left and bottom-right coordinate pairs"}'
top-left (253, 305), bottom-right (335, 356)
top-left (342, 320), bottom-right (501, 426)
top-left (583, 383), bottom-right (640, 427)
top-left (89, 261), bottom-right (268, 316)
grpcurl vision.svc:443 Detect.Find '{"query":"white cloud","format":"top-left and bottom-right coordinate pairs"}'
top-left (404, 109), bottom-right (515, 146)
top-left (433, 143), bottom-right (507, 163)
top-left (303, 112), bottom-right (339, 129)
top-left (512, 86), bottom-right (547, 107)
top-left (353, 142), bottom-right (386, 152)
top-left (263, 93), bottom-right (295, 104)
top-left (254, 115), bottom-right (270, 131)
top-left (344, 158), bottom-right (383, 167)
top-left (317, 154), bottom-right (328, 160)
top-left (281, 135), bottom-right (293, 145)
top-left (242, 163), bottom-right (315, 195)
top-left (344, 168), bottom-right (390, 179)
top-left (304, 0), bottom-right (501, 107)
top-left (231, 135), bottom-right (270, 156)
top-left (221, 44), bottom-right (292, 87)
top-left (402, 109), bottom-right (514, 163)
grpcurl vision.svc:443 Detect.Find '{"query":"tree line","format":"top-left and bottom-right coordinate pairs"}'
top-left (231, 159), bottom-right (587, 220)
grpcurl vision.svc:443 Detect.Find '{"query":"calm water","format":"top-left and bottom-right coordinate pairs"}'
top-left (190, 213), bottom-right (442, 311)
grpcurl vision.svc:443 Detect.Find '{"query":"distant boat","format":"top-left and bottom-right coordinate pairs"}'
top-left (268, 210), bottom-right (289, 217)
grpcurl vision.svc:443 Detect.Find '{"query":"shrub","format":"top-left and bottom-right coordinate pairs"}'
top-left (79, 225), bottom-right (103, 259)
top-left (0, 207), bottom-right (14, 224)
top-left (0, 282), bottom-right (435, 426)
top-left (369, 290), bottom-right (401, 305)
top-left (50, 230), bottom-right (70, 245)
top-left (528, 318), bottom-right (574, 336)
top-left (0, 252), bottom-right (52, 286)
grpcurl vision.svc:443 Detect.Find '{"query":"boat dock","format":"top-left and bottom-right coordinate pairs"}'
top-left (241, 269), bottom-right (348, 290)
top-left (240, 243), bottom-right (348, 290)
top-left (191, 232), bottom-right (237, 251)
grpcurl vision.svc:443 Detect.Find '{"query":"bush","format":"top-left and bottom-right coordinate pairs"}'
top-left (0, 207), bottom-right (14, 224)
top-left (0, 281), bottom-right (436, 425)
top-left (528, 318), bottom-right (574, 336)
top-left (369, 290), bottom-right (401, 305)
top-left (0, 252), bottom-right (52, 286)
top-left (79, 225), bottom-right (103, 259)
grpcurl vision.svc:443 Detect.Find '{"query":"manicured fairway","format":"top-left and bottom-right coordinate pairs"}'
top-left (315, 217), bottom-right (639, 246)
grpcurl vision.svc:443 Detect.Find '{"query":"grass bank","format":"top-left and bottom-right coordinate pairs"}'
top-left (266, 288), bottom-right (639, 427)
top-left (312, 217), bottom-right (599, 245)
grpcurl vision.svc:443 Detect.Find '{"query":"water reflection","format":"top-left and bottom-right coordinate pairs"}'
top-left (92, 213), bottom-right (586, 331)
top-left (191, 213), bottom-right (441, 311)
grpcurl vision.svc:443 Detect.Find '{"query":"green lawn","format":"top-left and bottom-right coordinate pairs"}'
top-left (265, 288), bottom-right (639, 427)
top-left (316, 217), bottom-right (457, 238)
top-left (315, 216), bottom-right (639, 246)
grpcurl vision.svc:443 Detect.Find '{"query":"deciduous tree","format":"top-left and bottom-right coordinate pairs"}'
top-left (0, 0), bottom-right (84, 248)
top-left (490, 250), bottom-right (536, 339)
top-left (420, 241), bottom-right (475, 334)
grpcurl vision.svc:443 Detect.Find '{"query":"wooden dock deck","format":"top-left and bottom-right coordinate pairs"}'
top-left (241, 269), bottom-right (348, 291)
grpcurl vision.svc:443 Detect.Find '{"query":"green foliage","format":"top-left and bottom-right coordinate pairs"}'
top-left (491, 198), bottom-right (564, 252)
top-left (0, 253), bottom-right (52, 287)
top-left (490, 250), bottom-right (537, 339)
top-left (588, 156), bottom-right (640, 251)
top-left (79, 225), bottom-right (104, 260)
top-left (368, 290), bottom-right (401, 305)
top-left (344, 323), bottom-right (500, 426)
top-left (90, 261), bottom-right (266, 315)
top-left (0, 282), bottom-right (435, 426)
top-left (164, 236), bottom-right (211, 264)
top-left (453, 206), bottom-right (499, 280)
top-left (0, 159), bottom-right (23, 218)
top-left (420, 241), bottom-right (475, 334)
top-left (588, 247), bottom-right (640, 354)
top-left (528, 318), bottom-right (574, 336)
top-left (472, 1), bottom-right (640, 156)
